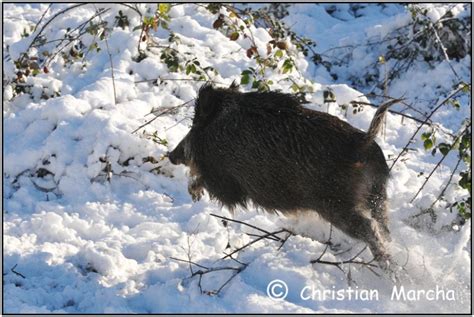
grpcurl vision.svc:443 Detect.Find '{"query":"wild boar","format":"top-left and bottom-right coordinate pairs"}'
top-left (169, 83), bottom-right (400, 267)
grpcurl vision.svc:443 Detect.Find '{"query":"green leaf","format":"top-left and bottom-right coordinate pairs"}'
top-left (458, 172), bottom-right (471, 197)
top-left (282, 59), bottom-right (293, 74)
top-left (186, 64), bottom-right (196, 75)
top-left (229, 32), bottom-right (239, 41)
top-left (144, 16), bottom-right (154, 26)
top-left (424, 139), bottom-right (433, 150)
top-left (421, 132), bottom-right (432, 141)
top-left (275, 50), bottom-right (284, 59)
top-left (160, 21), bottom-right (169, 30)
top-left (159, 3), bottom-right (170, 14)
top-left (450, 99), bottom-right (461, 109)
top-left (438, 143), bottom-right (450, 156)
top-left (241, 74), bottom-right (250, 85)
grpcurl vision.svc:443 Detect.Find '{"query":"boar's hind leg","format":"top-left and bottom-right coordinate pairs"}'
top-left (367, 183), bottom-right (391, 242)
top-left (333, 210), bottom-right (390, 268)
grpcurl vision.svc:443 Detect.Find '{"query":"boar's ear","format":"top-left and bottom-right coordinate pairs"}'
top-left (195, 83), bottom-right (221, 122)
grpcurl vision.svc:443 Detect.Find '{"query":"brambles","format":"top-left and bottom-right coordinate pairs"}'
top-left (208, 4), bottom-right (317, 92)
top-left (318, 4), bottom-right (470, 92)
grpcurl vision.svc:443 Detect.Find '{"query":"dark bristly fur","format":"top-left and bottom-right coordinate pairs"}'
top-left (168, 84), bottom-right (399, 266)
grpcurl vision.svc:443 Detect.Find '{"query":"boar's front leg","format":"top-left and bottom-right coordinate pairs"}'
top-left (188, 176), bottom-right (204, 202)
top-left (187, 161), bottom-right (205, 202)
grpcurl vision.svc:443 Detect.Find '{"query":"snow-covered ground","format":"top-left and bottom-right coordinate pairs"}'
top-left (3, 3), bottom-right (471, 313)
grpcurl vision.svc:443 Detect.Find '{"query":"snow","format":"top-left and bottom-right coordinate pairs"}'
top-left (3, 3), bottom-right (471, 314)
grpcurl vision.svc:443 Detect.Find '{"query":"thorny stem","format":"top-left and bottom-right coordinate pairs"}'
top-left (429, 155), bottom-right (464, 209)
top-left (389, 84), bottom-right (465, 171)
top-left (410, 125), bottom-right (470, 203)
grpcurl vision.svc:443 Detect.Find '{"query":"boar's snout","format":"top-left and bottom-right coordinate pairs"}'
top-left (168, 135), bottom-right (191, 165)
top-left (168, 147), bottom-right (184, 165)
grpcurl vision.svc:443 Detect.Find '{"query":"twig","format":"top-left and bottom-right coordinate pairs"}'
top-left (310, 226), bottom-right (380, 282)
top-left (170, 256), bottom-right (247, 296)
top-left (170, 256), bottom-right (209, 270)
top-left (431, 24), bottom-right (460, 81)
top-left (11, 264), bottom-right (26, 279)
top-left (410, 125), bottom-right (468, 203)
top-left (45, 8), bottom-right (110, 64)
top-left (137, 19), bottom-right (146, 55)
top-left (33, 4), bottom-right (53, 32)
top-left (135, 77), bottom-right (227, 86)
top-left (19, 3), bottom-right (88, 63)
top-left (244, 232), bottom-right (280, 241)
top-left (222, 229), bottom-right (287, 260)
top-left (30, 179), bottom-right (57, 193)
top-left (277, 231), bottom-right (292, 249)
top-left (314, 224), bottom-right (333, 262)
top-left (350, 100), bottom-right (427, 126)
top-left (311, 245), bottom-right (378, 268)
top-left (429, 155), bottom-right (464, 209)
top-left (93, 5), bottom-right (117, 105)
top-left (43, 27), bottom-right (97, 68)
top-left (362, 92), bottom-right (430, 120)
top-left (389, 84), bottom-right (465, 171)
top-left (164, 116), bottom-right (192, 132)
top-left (210, 213), bottom-right (285, 241)
top-left (131, 99), bottom-right (195, 134)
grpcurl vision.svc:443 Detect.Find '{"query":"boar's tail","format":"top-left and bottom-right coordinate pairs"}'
top-left (365, 98), bottom-right (402, 144)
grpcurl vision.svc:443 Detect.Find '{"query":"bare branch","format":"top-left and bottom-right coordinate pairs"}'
top-left (135, 77), bottom-right (227, 86)
top-left (11, 264), bottom-right (26, 279)
top-left (389, 84), bottom-right (466, 171)
top-left (170, 256), bottom-right (247, 296)
top-left (430, 24), bottom-right (460, 81)
top-left (93, 5), bottom-right (117, 105)
top-left (210, 213), bottom-right (287, 241)
top-left (169, 256), bottom-right (209, 270)
top-left (350, 100), bottom-right (427, 126)
top-left (33, 4), bottom-right (53, 32)
top-left (131, 99), bottom-right (195, 134)
top-left (222, 228), bottom-right (288, 260)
